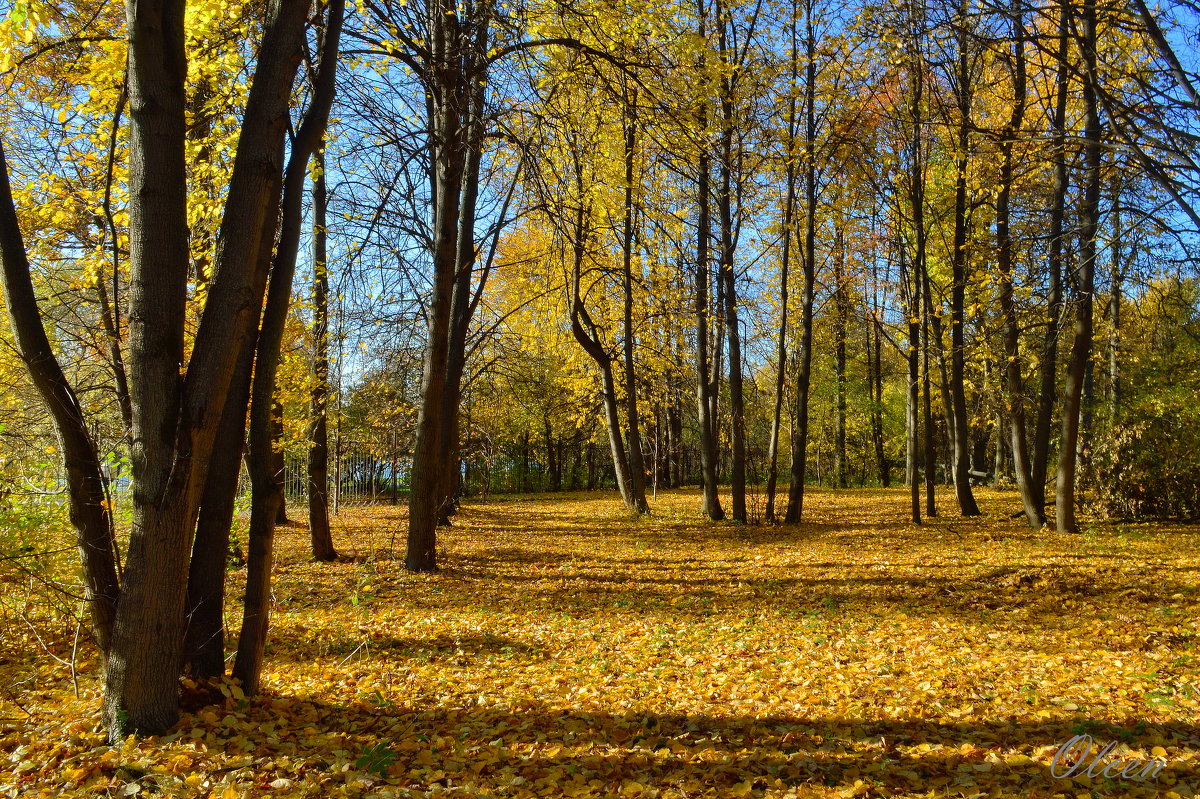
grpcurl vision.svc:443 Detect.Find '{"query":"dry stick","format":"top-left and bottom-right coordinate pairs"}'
top-left (70, 599), bottom-right (84, 698)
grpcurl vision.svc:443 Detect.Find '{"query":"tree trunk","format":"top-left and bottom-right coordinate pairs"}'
top-left (922, 314), bottom-right (937, 516)
top-left (100, 0), bottom-right (310, 739)
top-left (0, 141), bottom-right (121, 657)
top-left (714, 33), bottom-right (746, 521)
top-left (271, 399), bottom-right (288, 524)
top-left (865, 248), bottom-right (889, 488)
top-left (694, 49), bottom-right (724, 521)
top-left (182, 251), bottom-right (261, 680)
top-left (407, 1), bottom-right (476, 572)
top-left (948, 5), bottom-right (980, 516)
top-left (233, 0), bottom-right (343, 692)
top-left (764, 117), bottom-right (795, 520)
top-left (1032, 0), bottom-right (1070, 509)
top-left (308, 149), bottom-right (337, 562)
top-left (565, 162), bottom-right (635, 507)
top-left (903, 247), bottom-right (922, 524)
top-left (544, 419), bottom-right (561, 492)
top-left (996, 0), bottom-right (1042, 528)
top-left (438, 15), bottom-right (493, 527)
top-left (1108, 175), bottom-right (1122, 414)
top-left (833, 225), bottom-right (849, 489)
top-left (1056, 0), bottom-right (1102, 535)
top-left (784, 0), bottom-right (817, 524)
top-left (621, 97), bottom-right (650, 514)
top-left (906, 14), bottom-right (934, 520)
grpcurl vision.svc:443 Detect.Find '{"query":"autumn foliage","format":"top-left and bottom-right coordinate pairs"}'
top-left (3, 489), bottom-right (1198, 797)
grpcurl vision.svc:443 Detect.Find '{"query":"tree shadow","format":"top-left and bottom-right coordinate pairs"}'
top-left (184, 695), bottom-right (1200, 796)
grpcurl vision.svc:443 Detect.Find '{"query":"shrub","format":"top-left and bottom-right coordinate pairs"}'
top-left (1093, 394), bottom-right (1200, 520)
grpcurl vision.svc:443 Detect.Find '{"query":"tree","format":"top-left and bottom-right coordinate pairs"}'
top-left (0, 0), bottom-right (314, 737)
top-left (784, 0), bottom-right (819, 524)
top-left (308, 147), bottom-right (337, 561)
top-left (235, 0), bottom-right (345, 693)
top-left (1056, 0), bottom-right (1104, 535)
top-left (993, 0), bottom-right (1043, 528)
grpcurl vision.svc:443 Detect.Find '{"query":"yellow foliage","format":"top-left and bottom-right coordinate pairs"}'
top-left (2, 489), bottom-right (1198, 797)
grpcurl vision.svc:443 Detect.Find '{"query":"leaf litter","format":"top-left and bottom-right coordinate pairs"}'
top-left (1, 487), bottom-right (1198, 797)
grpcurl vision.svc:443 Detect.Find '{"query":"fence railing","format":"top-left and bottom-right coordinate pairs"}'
top-left (282, 439), bottom-right (409, 512)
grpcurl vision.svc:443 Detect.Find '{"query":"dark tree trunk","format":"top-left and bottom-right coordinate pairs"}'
top-left (620, 97), bottom-right (650, 514)
top-left (105, 0), bottom-right (194, 738)
top-left (1107, 176), bottom-right (1122, 414)
top-left (103, 0), bottom-right (310, 739)
top-left (1032, 0), bottom-right (1070, 509)
top-left (1057, 0), bottom-right (1102, 535)
top-left (713, 0), bottom-right (749, 523)
top-left (833, 225), bottom-right (849, 490)
top-left (693, 5), bottom-right (724, 521)
top-left (865, 242), bottom-right (889, 489)
top-left (404, 0), bottom-right (501, 567)
top-left (785, 0), bottom-right (817, 524)
top-left (182, 244), bottom-right (262, 680)
top-left (437, 15), bottom-right (493, 527)
top-left (565, 163), bottom-right (635, 507)
top-left (308, 149), bottom-right (337, 561)
top-left (577, 319), bottom-right (634, 506)
top-left (669, 401), bottom-right (683, 489)
top-left (765, 14), bottom-right (800, 521)
top-left (231, 0), bottom-right (343, 693)
top-left (996, 0), bottom-right (1042, 528)
top-left (905, 12), bottom-right (932, 521)
top-left (271, 399), bottom-right (288, 524)
top-left (586, 441), bottom-right (596, 491)
top-left (902, 244), bottom-right (922, 524)
top-left (764, 122), bottom-right (795, 520)
top-left (872, 322), bottom-right (889, 488)
top-left (948, 6), bottom-right (980, 516)
top-left (405, 0), bottom-right (475, 571)
top-left (544, 420), bottom-right (560, 492)
top-left (0, 141), bottom-right (121, 657)
top-left (921, 283), bottom-right (937, 516)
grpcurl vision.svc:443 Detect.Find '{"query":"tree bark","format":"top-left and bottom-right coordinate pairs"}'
top-left (621, 95), bottom-right (650, 514)
top-left (906, 8), bottom-right (932, 520)
top-left (1056, 0), bottom-right (1102, 535)
top-left (948, 5), bottom-right (980, 515)
top-left (103, 0), bottom-right (309, 738)
top-left (996, 0), bottom-right (1042, 528)
top-left (764, 51), bottom-right (797, 520)
top-left (1107, 174), bottom-right (1122, 415)
top-left (271, 399), bottom-right (289, 524)
top-left (833, 225), bottom-right (849, 489)
top-left (1032, 0), bottom-right (1070, 510)
top-left (405, 0), bottom-right (497, 570)
top-left (182, 243), bottom-right (262, 680)
top-left (104, 0), bottom-right (194, 738)
top-left (866, 239), bottom-right (889, 489)
top-left (784, 0), bottom-right (817, 524)
top-left (234, 0), bottom-right (344, 692)
top-left (904, 246), bottom-right (922, 525)
top-left (437, 10), bottom-right (495, 527)
top-left (308, 149), bottom-right (337, 561)
top-left (694, 38), bottom-right (724, 521)
top-left (922, 307), bottom-right (937, 516)
top-left (714, 5), bottom-right (746, 522)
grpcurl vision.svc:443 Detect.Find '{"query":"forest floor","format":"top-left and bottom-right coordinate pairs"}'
top-left (2, 487), bottom-right (1199, 798)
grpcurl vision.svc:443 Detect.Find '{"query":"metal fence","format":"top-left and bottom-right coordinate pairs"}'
top-left (282, 439), bottom-right (409, 512)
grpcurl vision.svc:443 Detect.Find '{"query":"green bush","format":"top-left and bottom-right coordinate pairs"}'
top-left (1094, 395), bottom-right (1200, 520)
